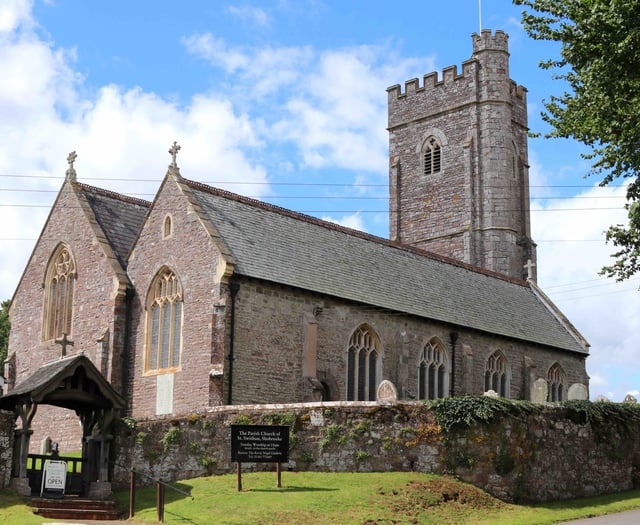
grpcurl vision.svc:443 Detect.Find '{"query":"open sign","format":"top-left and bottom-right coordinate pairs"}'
top-left (41, 460), bottom-right (67, 498)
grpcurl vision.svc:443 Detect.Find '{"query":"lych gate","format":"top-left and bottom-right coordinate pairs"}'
top-left (0, 355), bottom-right (125, 498)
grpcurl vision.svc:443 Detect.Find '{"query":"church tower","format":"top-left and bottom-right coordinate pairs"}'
top-left (387, 30), bottom-right (536, 281)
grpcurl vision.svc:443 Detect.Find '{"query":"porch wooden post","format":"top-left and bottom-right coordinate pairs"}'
top-left (15, 400), bottom-right (37, 478)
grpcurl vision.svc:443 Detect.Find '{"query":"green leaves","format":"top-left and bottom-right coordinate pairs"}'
top-left (425, 396), bottom-right (539, 433)
top-left (515, 0), bottom-right (640, 280)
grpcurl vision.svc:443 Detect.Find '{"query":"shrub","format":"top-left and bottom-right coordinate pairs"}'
top-left (161, 427), bottom-right (182, 451)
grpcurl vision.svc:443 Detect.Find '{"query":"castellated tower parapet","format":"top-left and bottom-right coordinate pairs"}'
top-left (388, 30), bottom-right (536, 281)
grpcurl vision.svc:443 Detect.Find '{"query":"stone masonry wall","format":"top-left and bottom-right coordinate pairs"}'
top-left (387, 30), bottom-right (534, 281)
top-left (0, 410), bottom-right (16, 489)
top-left (126, 175), bottom-right (225, 419)
top-left (229, 277), bottom-right (588, 404)
top-left (111, 401), bottom-right (640, 503)
top-left (8, 182), bottom-right (130, 453)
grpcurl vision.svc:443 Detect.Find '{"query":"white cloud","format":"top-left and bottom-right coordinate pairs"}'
top-left (5, 3), bottom-right (636, 404)
top-left (0, 17), bottom-right (272, 300)
top-left (269, 46), bottom-right (430, 172)
top-left (532, 182), bottom-right (640, 401)
top-left (183, 33), bottom-right (313, 96)
top-left (227, 5), bottom-right (271, 27)
top-left (182, 34), bottom-right (433, 174)
top-left (321, 212), bottom-right (365, 232)
top-left (181, 34), bottom-right (250, 72)
top-left (0, 0), bottom-right (32, 34)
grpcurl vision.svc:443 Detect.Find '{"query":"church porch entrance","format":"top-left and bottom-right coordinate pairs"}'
top-left (0, 354), bottom-right (125, 499)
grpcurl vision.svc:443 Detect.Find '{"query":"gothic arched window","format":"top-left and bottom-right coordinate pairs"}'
top-left (418, 338), bottom-right (450, 400)
top-left (43, 245), bottom-right (76, 341)
top-left (484, 351), bottom-right (510, 398)
top-left (145, 268), bottom-right (183, 373)
top-left (346, 325), bottom-right (381, 401)
top-left (548, 363), bottom-right (566, 402)
top-left (422, 136), bottom-right (442, 175)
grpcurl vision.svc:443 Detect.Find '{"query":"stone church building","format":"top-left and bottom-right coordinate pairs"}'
top-left (2, 31), bottom-right (589, 460)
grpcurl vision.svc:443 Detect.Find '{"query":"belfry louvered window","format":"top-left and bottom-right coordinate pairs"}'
top-left (423, 136), bottom-right (442, 175)
top-left (418, 338), bottom-right (450, 400)
top-left (346, 325), bottom-right (381, 401)
top-left (43, 245), bottom-right (75, 341)
top-left (146, 268), bottom-right (183, 373)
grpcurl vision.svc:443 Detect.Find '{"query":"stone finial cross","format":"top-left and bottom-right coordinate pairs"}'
top-left (55, 333), bottom-right (74, 358)
top-left (67, 151), bottom-right (77, 169)
top-left (524, 259), bottom-right (536, 281)
top-left (65, 151), bottom-right (78, 182)
top-left (169, 141), bottom-right (181, 170)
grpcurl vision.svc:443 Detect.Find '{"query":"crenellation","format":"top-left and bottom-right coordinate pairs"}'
top-left (404, 78), bottom-right (420, 96)
top-left (441, 64), bottom-right (460, 83)
top-left (1, 29), bottom-right (586, 500)
top-left (389, 29), bottom-right (536, 281)
top-left (387, 59), bottom-right (477, 102)
top-left (472, 29), bottom-right (509, 53)
top-left (510, 81), bottom-right (527, 100)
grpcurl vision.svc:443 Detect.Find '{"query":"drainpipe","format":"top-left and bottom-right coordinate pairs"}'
top-left (226, 280), bottom-right (240, 405)
top-left (122, 287), bottom-right (134, 406)
top-left (449, 331), bottom-right (459, 397)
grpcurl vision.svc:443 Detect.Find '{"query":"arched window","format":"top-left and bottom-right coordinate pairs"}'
top-left (145, 268), bottom-right (183, 373)
top-left (346, 325), bottom-right (381, 401)
top-left (418, 338), bottom-right (450, 400)
top-left (163, 215), bottom-right (173, 239)
top-left (484, 351), bottom-right (510, 398)
top-left (43, 245), bottom-right (76, 341)
top-left (548, 363), bottom-right (566, 402)
top-left (422, 136), bottom-right (442, 175)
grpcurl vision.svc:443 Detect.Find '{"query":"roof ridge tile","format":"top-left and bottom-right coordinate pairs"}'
top-left (75, 182), bottom-right (151, 208)
top-left (181, 177), bottom-right (527, 287)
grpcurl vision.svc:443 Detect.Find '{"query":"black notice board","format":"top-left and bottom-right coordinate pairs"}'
top-left (231, 425), bottom-right (289, 463)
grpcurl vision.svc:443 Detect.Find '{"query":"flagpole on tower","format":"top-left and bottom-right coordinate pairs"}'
top-left (478, 0), bottom-right (483, 33)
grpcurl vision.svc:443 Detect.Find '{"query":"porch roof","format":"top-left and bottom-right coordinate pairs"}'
top-left (0, 355), bottom-right (126, 412)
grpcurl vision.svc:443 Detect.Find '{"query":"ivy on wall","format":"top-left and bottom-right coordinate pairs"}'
top-left (425, 396), bottom-right (541, 432)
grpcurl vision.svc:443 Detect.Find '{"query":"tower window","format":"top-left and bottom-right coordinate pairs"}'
top-left (423, 136), bottom-right (442, 175)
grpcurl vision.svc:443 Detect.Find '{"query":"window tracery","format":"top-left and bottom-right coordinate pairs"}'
top-left (346, 325), bottom-right (380, 401)
top-left (418, 338), bottom-right (449, 400)
top-left (145, 268), bottom-right (183, 373)
top-left (43, 245), bottom-right (75, 341)
top-left (548, 363), bottom-right (566, 402)
top-left (484, 351), bottom-right (509, 397)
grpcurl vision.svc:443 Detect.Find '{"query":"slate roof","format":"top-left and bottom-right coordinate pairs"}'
top-left (184, 179), bottom-right (588, 355)
top-left (78, 183), bottom-right (150, 268)
top-left (0, 355), bottom-right (126, 410)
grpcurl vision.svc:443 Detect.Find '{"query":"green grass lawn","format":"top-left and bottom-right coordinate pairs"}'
top-left (3, 472), bottom-right (640, 524)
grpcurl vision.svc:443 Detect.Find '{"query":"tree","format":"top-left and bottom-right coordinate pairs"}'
top-left (0, 299), bottom-right (9, 374)
top-left (514, 0), bottom-right (640, 280)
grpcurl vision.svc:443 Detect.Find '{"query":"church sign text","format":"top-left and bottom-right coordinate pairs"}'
top-left (231, 425), bottom-right (289, 463)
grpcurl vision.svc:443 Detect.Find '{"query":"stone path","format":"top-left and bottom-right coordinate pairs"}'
top-left (560, 509), bottom-right (640, 524)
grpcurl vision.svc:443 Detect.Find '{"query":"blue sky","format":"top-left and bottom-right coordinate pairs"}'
top-left (1, 0), bottom-right (638, 401)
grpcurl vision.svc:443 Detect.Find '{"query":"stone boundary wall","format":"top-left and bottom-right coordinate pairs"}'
top-left (0, 410), bottom-right (16, 489)
top-left (112, 401), bottom-right (640, 503)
